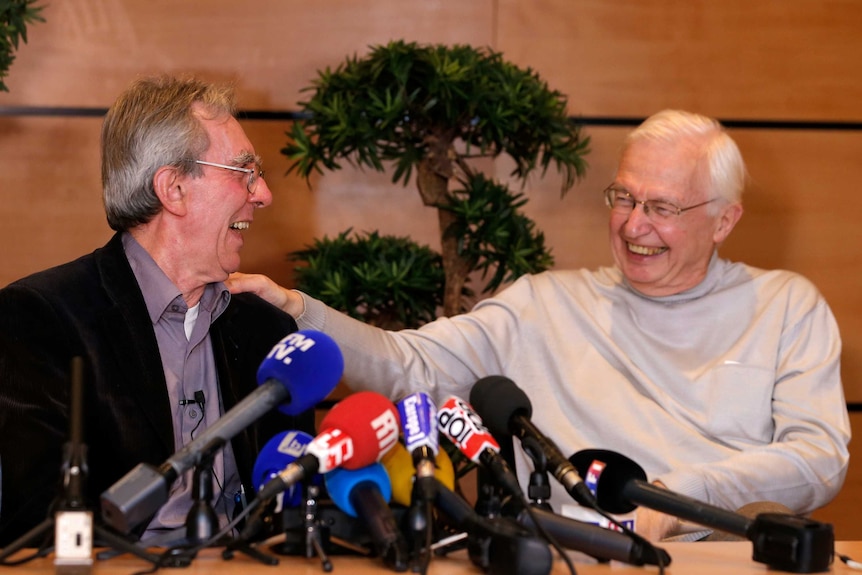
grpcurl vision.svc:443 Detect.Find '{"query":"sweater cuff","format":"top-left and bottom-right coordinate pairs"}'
top-left (295, 291), bottom-right (328, 332)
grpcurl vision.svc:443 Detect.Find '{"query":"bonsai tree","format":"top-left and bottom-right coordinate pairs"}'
top-left (1, 0), bottom-right (44, 92)
top-left (283, 40), bottom-right (590, 317)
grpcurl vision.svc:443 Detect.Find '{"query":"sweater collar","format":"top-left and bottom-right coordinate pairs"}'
top-left (624, 251), bottom-right (724, 304)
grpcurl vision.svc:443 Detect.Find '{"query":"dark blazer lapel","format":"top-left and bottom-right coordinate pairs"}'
top-left (94, 234), bottom-right (174, 454)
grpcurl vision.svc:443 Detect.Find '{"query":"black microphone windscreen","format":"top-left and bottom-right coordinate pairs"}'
top-left (469, 375), bottom-right (532, 438)
top-left (569, 449), bottom-right (647, 514)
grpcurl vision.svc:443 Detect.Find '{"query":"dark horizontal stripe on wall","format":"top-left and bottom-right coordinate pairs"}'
top-left (0, 106), bottom-right (312, 121)
top-left (848, 403), bottom-right (862, 413)
top-left (0, 106), bottom-right (107, 117)
top-left (2, 106), bottom-right (862, 131)
top-left (577, 116), bottom-right (862, 131)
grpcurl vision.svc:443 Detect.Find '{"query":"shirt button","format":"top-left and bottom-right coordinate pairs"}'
top-left (189, 409), bottom-right (198, 419)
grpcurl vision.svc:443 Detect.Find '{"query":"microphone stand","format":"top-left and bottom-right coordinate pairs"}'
top-left (521, 436), bottom-right (553, 512)
top-left (0, 357), bottom-right (161, 569)
top-left (141, 441), bottom-right (277, 568)
top-left (432, 469), bottom-right (503, 570)
top-left (301, 484), bottom-right (334, 572)
top-left (405, 481), bottom-right (433, 573)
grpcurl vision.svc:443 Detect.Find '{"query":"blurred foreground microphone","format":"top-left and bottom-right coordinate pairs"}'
top-left (513, 505), bottom-right (669, 566)
top-left (470, 376), bottom-right (594, 507)
top-left (570, 449), bottom-right (834, 573)
top-left (434, 480), bottom-right (552, 575)
top-left (437, 396), bottom-right (524, 499)
top-left (101, 330), bottom-right (343, 534)
top-left (255, 391), bottom-right (401, 502)
top-left (326, 463), bottom-right (409, 571)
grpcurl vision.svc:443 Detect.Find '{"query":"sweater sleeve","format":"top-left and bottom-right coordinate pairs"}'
top-left (295, 290), bottom-right (515, 403)
top-left (656, 292), bottom-right (850, 513)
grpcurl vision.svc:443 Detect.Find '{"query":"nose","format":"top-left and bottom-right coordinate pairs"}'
top-left (250, 178), bottom-right (273, 208)
top-left (622, 202), bottom-right (652, 234)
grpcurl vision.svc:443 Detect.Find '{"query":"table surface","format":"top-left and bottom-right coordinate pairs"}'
top-left (2, 541), bottom-right (861, 574)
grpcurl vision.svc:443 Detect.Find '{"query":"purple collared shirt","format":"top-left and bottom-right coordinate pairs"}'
top-left (122, 233), bottom-right (241, 540)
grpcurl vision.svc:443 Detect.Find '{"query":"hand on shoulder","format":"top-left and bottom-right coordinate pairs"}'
top-left (226, 272), bottom-right (305, 317)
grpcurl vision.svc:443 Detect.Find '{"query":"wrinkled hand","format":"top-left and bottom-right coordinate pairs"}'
top-left (226, 272), bottom-right (304, 317)
top-left (634, 506), bottom-right (680, 541)
top-left (633, 481), bottom-right (680, 541)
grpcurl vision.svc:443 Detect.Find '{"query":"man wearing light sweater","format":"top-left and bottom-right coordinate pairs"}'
top-left (229, 109), bottom-right (850, 541)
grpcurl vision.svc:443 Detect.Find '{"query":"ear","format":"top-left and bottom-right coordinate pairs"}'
top-left (713, 202), bottom-right (743, 244)
top-left (153, 165), bottom-right (187, 217)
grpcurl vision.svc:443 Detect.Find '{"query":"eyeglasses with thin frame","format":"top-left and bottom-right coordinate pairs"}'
top-left (194, 160), bottom-right (265, 195)
top-left (603, 186), bottom-right (717, 222)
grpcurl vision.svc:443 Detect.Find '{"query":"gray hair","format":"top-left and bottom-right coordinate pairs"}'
top-left (624, 109), bottom-right (746, 207)
top-left (101, 75), bottom-right (237, 231)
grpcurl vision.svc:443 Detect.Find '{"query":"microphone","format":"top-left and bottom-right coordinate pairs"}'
top-left (381, 442), bottom-right (455, 507)
top-left (325, 463), bottom-right (409, 571)
top-left (434, 480), bottom-right (553, 575)
top-left (100, 330), bottom-right (344, 534)
top-left (394, 394), bottom-right (444, 572)
top-left (512, 505), bottom-right (670, 566)
top-left (570, 449), bottom-right (834, 573)
top-left (469, 376), bottom-right (594, 507)
top-left (255, 391), bottom-right (401, 502)
top-left (437, 396), bottom-right (524, 499)
top-left (252, 430), bottom-right (315, 508)
top-left (235, 430), bottom-right (317, 542)
top-left (55, 357), bottom-right (94, 572)
top-left (396, 392), bottom-right (438, 503)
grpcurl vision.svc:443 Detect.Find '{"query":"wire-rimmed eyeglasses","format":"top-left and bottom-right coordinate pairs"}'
top-left (603, 186), bottom-right (716, 222)
top-left (194, 160), bottom-right (265, 195)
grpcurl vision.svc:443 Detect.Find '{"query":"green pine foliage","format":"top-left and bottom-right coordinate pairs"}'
top-left (290, 230), bottom-right (450, 329)
top-left (0, 0), bottom-right (44, 92)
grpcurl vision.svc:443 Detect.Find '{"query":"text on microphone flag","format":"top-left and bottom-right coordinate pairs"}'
top-left (372, 408), bottom-right (401, 457)
top-left (265, 331), bottom-right (321, 365)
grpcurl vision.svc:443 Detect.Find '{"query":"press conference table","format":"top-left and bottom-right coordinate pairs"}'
top-left (4, 542), bottom-right (862, 574)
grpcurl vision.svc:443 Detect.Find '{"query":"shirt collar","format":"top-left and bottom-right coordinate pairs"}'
top-left (122, 232), bottom-right (230, 324)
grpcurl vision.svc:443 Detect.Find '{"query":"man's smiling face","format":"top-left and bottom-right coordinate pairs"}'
top-left (608, 137), bottom-right (740, 297)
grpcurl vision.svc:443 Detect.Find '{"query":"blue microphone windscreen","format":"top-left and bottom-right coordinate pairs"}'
top-left (253, 430), bottom-right (314, 507)
top-left (325, 462), bottom-right (392, 518)
top-left (256, 330), bottom-right (344, 415)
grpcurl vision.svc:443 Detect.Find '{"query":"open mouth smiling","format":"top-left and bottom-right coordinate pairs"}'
top-left (628, 242), bottom-right (667, 256)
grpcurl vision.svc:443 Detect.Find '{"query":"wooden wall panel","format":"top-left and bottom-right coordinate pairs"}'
top-left (0, 0), bottom-right (495, 109)
top-left (497, 0), bottom-right (862, 120)
top-left (0, 116), bottom-right (109, 283)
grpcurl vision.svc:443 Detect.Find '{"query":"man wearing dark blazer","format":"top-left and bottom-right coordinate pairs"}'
top-left (0, 76), bottom-right (314, 546)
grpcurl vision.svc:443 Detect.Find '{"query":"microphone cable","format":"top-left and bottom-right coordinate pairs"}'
top-left (509, 490), bottom-right (577, 575)
top-left (574, 494), bottom-right (667, 575)
top-left (129, 486), bottom-right (273, 575)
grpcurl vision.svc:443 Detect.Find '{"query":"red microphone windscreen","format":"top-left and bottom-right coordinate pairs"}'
top-left (318, 391), bottom-right (401, 470)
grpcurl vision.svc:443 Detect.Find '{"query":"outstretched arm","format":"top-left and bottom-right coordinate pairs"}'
top-left (226, 272), bottom-right (305, 317)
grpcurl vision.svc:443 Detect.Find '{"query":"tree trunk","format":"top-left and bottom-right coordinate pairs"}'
top-left (416, 159), bottom-right (470, 317)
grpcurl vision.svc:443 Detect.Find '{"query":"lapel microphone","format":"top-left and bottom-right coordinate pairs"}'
top-left (179, 390), bottom-right (206, 407)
